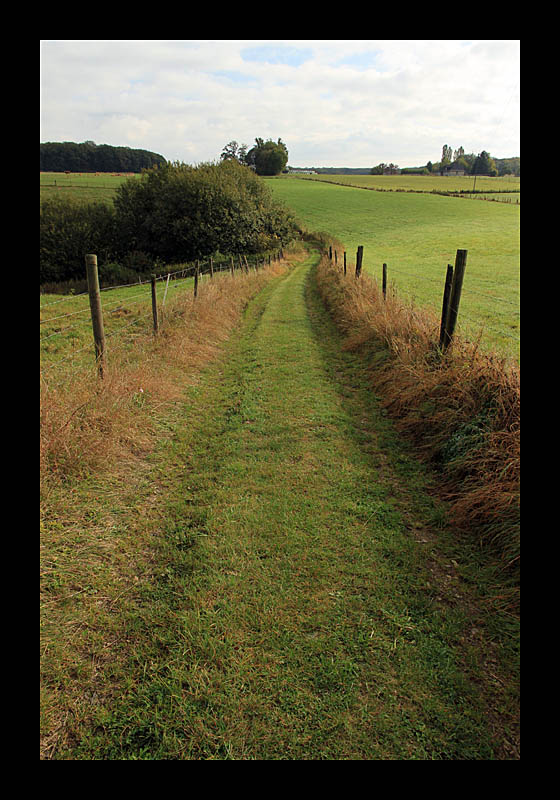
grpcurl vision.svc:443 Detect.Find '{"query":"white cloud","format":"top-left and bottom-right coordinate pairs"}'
top-left (40, 40), bottom-right (520, 167)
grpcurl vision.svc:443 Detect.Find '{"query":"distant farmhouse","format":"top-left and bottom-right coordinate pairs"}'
top-left (441, 161), bottom-right (466, 176)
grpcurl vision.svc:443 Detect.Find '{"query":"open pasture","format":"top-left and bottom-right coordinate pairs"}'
top-left (40, 171), bottom-right (520, 358)
top-left (265, 176), bottom-right (520, 358)
top-left (40, 271), bottom-right (199, 378)
top-left (290, 172), bottom-right (520, 197)
top-left (40, 171), bottom-right (138, 205)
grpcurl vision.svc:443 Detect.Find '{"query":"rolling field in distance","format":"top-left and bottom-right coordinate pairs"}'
top-left (40, 171), bottom-right (137, 205)
top-left (265, 176), bottom-right (520, 358)
top-left (40, 171), bottom-right (520, 358)
top-left (289, 172), bottom-right (520, 196)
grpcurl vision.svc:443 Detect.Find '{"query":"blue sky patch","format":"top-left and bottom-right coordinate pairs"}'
top-left (335, 51), bottom-right (383, 71)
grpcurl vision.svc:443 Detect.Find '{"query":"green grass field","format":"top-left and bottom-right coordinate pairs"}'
top-left (288, 172), bottom-right (520, 195)
top-left (40, 171), bottom-right (137, 205)
top-left (40, 171), bottom-right (520, 358)
top-left (265, 176), bottom-right (520, 358)
top-left (40, 269), bottom-right (215, 381)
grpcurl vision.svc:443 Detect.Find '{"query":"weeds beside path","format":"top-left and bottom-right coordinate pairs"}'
top-left (42, 248), bottom-right (519, 759)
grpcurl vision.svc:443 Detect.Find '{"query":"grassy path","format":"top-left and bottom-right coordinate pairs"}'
top-left (62, 249), bottom-right (517, 760)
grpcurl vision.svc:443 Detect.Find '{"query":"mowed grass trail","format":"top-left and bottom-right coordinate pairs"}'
top-left (51, 249), bottom-right (518, 760)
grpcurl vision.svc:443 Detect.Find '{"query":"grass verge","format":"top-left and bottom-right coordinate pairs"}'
top-left (313, 236), bottom-right (519, 609)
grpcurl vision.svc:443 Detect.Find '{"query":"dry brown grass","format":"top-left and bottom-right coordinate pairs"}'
top-left (314, 242), bottom-right (520, 587)
top-left (40, 259), bottom-right (294, 496)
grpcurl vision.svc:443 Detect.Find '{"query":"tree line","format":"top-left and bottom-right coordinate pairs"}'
top-left (220, 138), bottom-right (289, 176)
top-left (373, 147), bottom-right (520, 177)
top-left (40, 160), bottom-right (299, 288)
top-left (40, 141), bottom-right (167, 173)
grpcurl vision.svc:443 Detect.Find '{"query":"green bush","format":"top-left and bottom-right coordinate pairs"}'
top-left (40, 197), bottom-right (119, 284)
top-left (40, 160), bottom-right (299, 287)
top-left (113, 160), bottom-right (298, 264)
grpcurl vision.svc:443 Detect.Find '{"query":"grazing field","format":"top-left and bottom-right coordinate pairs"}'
top-left (40, 171), bottom-right (520, 358)
top-left (40, 272), bottom-right (197, 377)
top-left (289, 172), bottom-right (520, 197)
top-left (40, 171), bottom-right (137, 205)
top-left (265, 176), bottom-right (520, 359)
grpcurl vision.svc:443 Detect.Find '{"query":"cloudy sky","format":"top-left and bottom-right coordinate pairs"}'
top-left (40, 40), bottom-right (520, 168)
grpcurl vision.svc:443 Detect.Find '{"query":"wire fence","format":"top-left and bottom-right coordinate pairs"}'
top-left (40, 249), bottom-right (285, 384)
top-left (327, 244), bottom-right (520, 354)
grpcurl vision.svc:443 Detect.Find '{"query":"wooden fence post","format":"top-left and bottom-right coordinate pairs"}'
top-left (355, 246), bottom-right (364, 278)
top-left (209, 257), bottom-right (214, 279)
top-left (230, 256), bottom-right (234, 277)
top-left (343, 252), bottom-right (347, 276)
top-left (151, 274), bottom-right (159, 334)
top-left (438, 264), bottom-right (454, 349)
top-left (329, 245), bottom-right (332, 260)
top-left (441, 249), bottom-right (468, 351)
top-left (85, 254), bottom-right (106, 378)
top-left (194, 260), bottom-right (200, 298)
top-left (382, 263), bottom-right (387, 298)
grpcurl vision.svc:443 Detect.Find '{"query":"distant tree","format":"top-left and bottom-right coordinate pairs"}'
top-left (40, 141), bottom-right (166, 172)
top-left (453, 146), bottom-right (465, 161)
top-left (441, 144), bottom-right (453, 164)
top-left (220, 140), bottom-right (249, 163)
top-left (472, 150), bottom-right (498, 177)
top-left (370, 163), bottom-right (387, 175)
top-left (221, 138), bottom-right (288, 175)
top-left (426, 161), bottom-right (433, 172)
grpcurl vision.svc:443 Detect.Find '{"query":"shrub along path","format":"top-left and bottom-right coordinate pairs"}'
top-left (57, 248), bottom-right (518, 759)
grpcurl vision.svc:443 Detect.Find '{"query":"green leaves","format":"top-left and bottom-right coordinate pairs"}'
top-left (112, 160), bottom-right (297, 263)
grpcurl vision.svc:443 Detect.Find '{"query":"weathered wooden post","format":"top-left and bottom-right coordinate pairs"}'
top-left (209, 257), bottom-right (214, 279)
top-left (230, 256), bottom-right (234, 277)
top-left (85, 254), bottom-right (106, 378)
top-left (343, 252), bottom-right (347, 276)
top-left (382, 263), bottom-right (387, 298)
top-left (151, 274), bottom-right (159, 334)
top-left (329, 245), bottom-right (332, 260)
top-left (441, 249), bottom-right (468, 351)
top-left (194, 260), bottom-right (200, 298)
top-left (355, 246), bottom-right (364, 278)
top-left (438, 264), bottom-right (454, 349)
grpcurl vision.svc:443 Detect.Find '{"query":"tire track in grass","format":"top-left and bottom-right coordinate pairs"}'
top-left (79, 248), bottom-right (508, 760)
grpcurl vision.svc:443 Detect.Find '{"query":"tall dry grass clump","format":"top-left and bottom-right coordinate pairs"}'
top-left (40, 260), bottom-right (292, 497)
top-left (314, 246), bottom-right (520, 591)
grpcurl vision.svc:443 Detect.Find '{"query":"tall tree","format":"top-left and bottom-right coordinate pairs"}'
top-left (473, 150), bottom-right (498, 176)
top-left (441, 144), bottom-right (453, 164)
top-left (453, 146), bottom-right (465, 161)
top-left (244, 138), bottom-right (289, 175)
